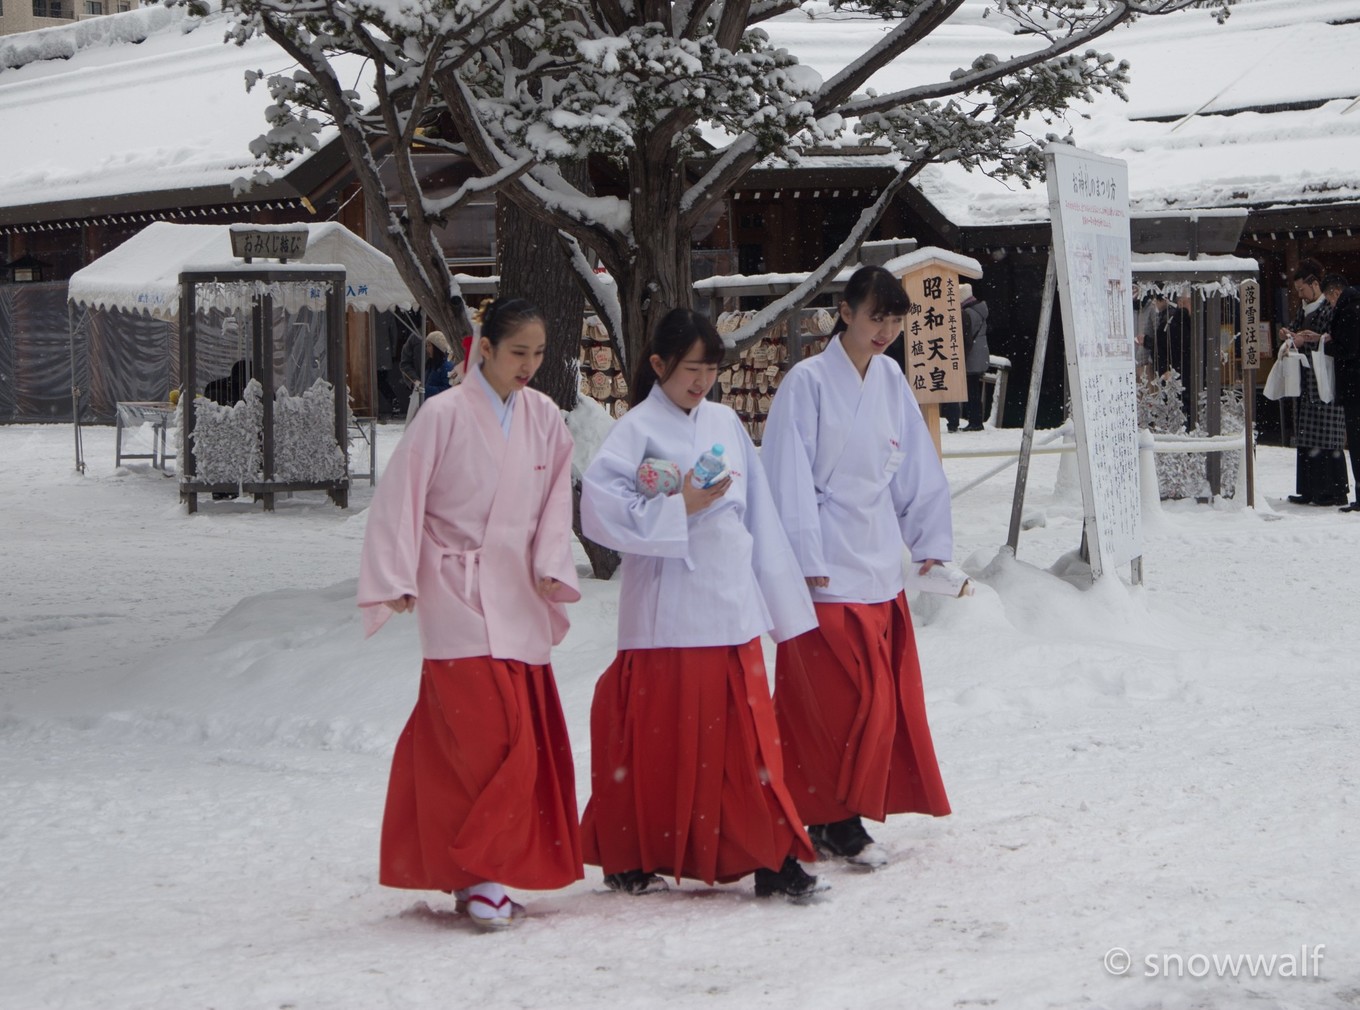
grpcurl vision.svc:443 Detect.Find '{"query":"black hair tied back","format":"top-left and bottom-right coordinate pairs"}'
top-left (481, 297), bottom-right (545, 347)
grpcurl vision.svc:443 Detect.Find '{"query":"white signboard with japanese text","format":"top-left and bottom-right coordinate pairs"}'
top-left (1045, 144), bottom-right (1142, 578)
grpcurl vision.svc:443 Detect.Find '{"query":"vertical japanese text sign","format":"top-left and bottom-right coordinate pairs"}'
top-left (1240, 279), bottom-right (1261, 371)
top-left (902, 267), bottom-right (966, 404)
top-left (1045, 144), bottom-right (1142, 579)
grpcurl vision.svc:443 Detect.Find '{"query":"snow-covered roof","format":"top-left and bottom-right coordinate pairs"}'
top-left (1131, 253), bottom-right (1259, 278)
top-left (693, 246), bottom-right (983, 295)
top-left (0, 3), bottom-right (359, 219)
top-left (68, 221), bottom-right (418, 317)
top-left (3, 0), bottom-right (1358, 235)
top-left (764, 0), bottom-right (1360, 227)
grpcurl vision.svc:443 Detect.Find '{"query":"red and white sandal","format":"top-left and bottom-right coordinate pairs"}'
top-left (454, 884), bottom-right (524, 931)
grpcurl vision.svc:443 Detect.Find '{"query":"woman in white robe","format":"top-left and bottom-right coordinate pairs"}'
top-left (580, 308), bottom-right (823, 900)
top-left (357, 299), bottom-right (582, 930)
top-left (762, 265), bottom-right (953, 870)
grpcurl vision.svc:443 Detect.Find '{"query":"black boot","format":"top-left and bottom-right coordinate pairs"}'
top-left (807, 816), bottom-right (874, 857)
top-left (808, 816), bottom-right (888, 868)
top-left (603, 869), bottom-right (668, 895)
top-left (754, 856), bottom-right (827, 899)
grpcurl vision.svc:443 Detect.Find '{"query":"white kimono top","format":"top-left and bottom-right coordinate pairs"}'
top-left (357, 379), bottom-right (581, 664)
top-left (581, 383), bottom-right (816, 650)
top-left (761, 335), bottom-right (953, 605)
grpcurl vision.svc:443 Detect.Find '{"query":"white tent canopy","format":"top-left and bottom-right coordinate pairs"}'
top-left (67, 221), bottom-right (418, 318)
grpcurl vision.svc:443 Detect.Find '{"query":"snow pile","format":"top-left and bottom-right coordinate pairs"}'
top-left (4, 421), bottom-right (1359, 1008)
top-left (565, 392), bottom-right (614, 482)
top-left (273, 379), bottom-right (347, 483)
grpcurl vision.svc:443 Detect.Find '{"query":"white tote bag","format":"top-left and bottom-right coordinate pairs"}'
top-left (1264, 345), bottom-right (1302, 401)
top-left (1312, 347), bottom-right (1336, 403)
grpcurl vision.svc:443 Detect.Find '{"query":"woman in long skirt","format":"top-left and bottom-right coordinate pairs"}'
top-left (761, 265), bottom-right (953, 869)
top-left (580, 309), bottom-right (824, 900)
top-left (358, 299), bottom-right (583, 930)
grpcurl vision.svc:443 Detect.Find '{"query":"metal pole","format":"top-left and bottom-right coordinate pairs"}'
top-left (1006, 252), bottom-right (1058, 555)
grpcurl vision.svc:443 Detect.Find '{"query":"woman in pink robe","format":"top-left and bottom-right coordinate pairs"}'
top-left (357, 299), bottom-right (583, 931)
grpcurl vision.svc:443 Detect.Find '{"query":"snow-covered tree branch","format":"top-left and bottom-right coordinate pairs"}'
top-left (204, 0), bottom-right (1233, 366)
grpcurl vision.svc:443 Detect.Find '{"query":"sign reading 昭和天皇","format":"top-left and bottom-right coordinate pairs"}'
top-left (1045, 144), bottom-right (1142, 579)
top-left (901, 267), bottom-right (965, 404)
top-left (230, 228), bottom-right (309, 261)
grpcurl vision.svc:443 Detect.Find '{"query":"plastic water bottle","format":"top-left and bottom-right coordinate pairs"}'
top-left (692, 444), bottom-right (726, 488)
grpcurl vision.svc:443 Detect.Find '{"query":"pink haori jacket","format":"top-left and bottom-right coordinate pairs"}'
top-left (581, 383), bottom-right (816, 650)
top-left (357, 380), bottom-right (581, 665)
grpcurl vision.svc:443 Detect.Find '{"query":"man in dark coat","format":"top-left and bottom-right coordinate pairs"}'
top-left (1320, 274), bottom-right (1360, 510)
top-left (943, 283), bottom-right (990, 432)
top-left (203, 358), bottom-right (253, 406)
top-left (398, 328), bottom-right (427, 420)
top-left (1156, 293), bottom-right (1195, 429)
top-left (1286, 260), bottom-right (1346, 506)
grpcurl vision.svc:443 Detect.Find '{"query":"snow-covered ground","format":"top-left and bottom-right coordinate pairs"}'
top-left (2, 418), bottom-right (1356, 1010)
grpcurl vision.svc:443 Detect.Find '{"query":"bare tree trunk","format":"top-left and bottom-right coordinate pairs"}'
top-left (617, 146), bottom-right (692, 370)
top-left (572, 482), bottom-right (620, 580)
top-left (498, 156), bottom-right (620, 579)
top-left (497, 161), bottom-right (589, 412)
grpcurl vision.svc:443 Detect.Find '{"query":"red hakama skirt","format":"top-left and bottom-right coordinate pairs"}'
top-left (774, 592), bottom-right (950, 826)
top-left (379, 657), bottom-right (584, 892)
top-left (581, 639), bottom-right (815, 884)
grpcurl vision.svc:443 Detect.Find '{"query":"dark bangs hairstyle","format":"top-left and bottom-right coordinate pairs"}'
top-left (630, 308), bottom-right (725, 407)
top-left (480, 297), bottom-right (545, 347)
top-left (830, 265), bottom-right (912, 335)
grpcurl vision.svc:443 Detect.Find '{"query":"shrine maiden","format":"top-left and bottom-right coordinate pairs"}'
top-left (579, 308), bottom-right (824, 900)
top-left (357, 298), bottom-right (583, 931)
top-left (761, 265), bottom-right (953, 869)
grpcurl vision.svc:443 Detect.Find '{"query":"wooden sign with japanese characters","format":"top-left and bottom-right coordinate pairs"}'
top-left (1240, 279), bottom-right (1261, 371)
top-left (901, 267), bottom-right (965, 404)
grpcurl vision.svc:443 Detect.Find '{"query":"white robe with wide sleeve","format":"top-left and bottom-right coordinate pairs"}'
top-left (761, 335), bottom-right (953, 605)
top-left (356, 380), bottom-right (581, 664)
top-left (581, 384), bottom-right (816, 650)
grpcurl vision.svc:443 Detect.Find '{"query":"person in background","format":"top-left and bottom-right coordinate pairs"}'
top-left (1298, 273), bottom-right (1358, 511)
top-left (423, 330), bottom-right (453, 400)
top-left (1139, 292), bottom-right (1171, 383)
top-left (203, 358), bottom-right (253, 407)
top-left (941, 283), bottom-right (989, 432)
top-left (357, 298), bottom-right (583, 932)
top-left (761, 264), bottom-right (953, 871)
top-left (579, 308), bottom-right (824, 901)
top-left (1160, 292), bottom-right (1197, 428)
top-left (399, 328), bottom-right (426, 409)
top-left (1284, 259), bottom-right (1347, 507)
